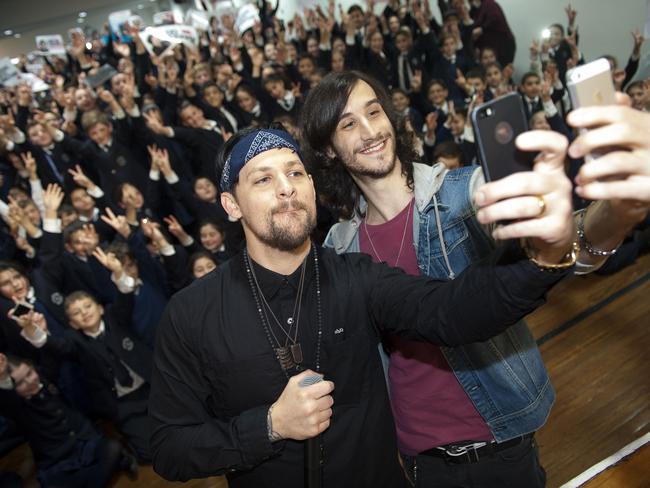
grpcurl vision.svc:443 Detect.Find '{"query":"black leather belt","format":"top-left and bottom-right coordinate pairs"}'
top-left (418, 434), bottom-right (533, 464)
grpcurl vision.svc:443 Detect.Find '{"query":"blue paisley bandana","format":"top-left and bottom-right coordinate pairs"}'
top-left (220, 129), bottom-right (302, 192)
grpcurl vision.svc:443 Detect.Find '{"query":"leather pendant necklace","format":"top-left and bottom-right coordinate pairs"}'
top-left (245, 245), bottom-right (322, 377)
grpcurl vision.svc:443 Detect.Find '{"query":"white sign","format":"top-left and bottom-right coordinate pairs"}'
top-left (14, 73), bottom-right (49, 92)
top-left (35, 35), bottom-right (66, 55)
top-left (109, 9), bottom-right (132, 40)
top-left (140, 25), bottom-right (199, 58)
top-left (153, 11), bottom-right (176, 26)
top-left (0, 64), bottom-right (49, 92)
top-left (0, 58), bottom-right (19, 85)
top-left (235, 4), bottom-right (260, 35)
top-left (297, 0), bottom-right (320, 10)
top-left (214, 0), bottom-right (237, 19)
top-left (25, 63), bottom-right (43, 75)
top-left (185, 9), bottom-right (210, 31)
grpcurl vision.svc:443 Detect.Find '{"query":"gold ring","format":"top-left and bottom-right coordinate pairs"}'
top-left (536, 195), bottom-right (546, 216)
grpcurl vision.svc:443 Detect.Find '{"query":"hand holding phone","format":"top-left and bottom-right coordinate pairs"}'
top-left (566, 58), bottom-right (616, 161)
top-left (470, 92), bottom-right (535, 182)
top-left (470, 94), bottom-right (574, 259)
top-left (10, 300), bottom-right (34, 318)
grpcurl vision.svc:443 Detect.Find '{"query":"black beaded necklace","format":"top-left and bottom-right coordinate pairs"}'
top-left (244, 243), bottom-right (323, 378)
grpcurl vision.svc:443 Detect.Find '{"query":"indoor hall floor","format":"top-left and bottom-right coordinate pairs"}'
top-left (1, 253), bottom-right (648, 488)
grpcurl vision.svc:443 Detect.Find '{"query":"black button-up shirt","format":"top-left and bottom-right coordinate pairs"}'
top-left (150, 245), bottom-right (567, 487)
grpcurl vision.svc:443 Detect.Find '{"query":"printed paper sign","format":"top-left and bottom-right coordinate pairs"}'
top-left (185, 9), bottom-right (210, 31)
top-left (13, 73), bottom-right (49, 92)
top-left (140, 25), bottom-right (199, 58)
top-left (153, 11), bottom-right (176, 26)
top-left (214, 0), bottom-right (237, 21)
top-left (297, 0), bottom-right (320, 10)
top-left (0, 62), bottom-right (49, 92)
top-left (0, 58), bottom-right (19, 86)
top-left (35, 35), bottom-right (66, 55)
top-left (109, 9), bottom-right (133, 41)
top-left (235, 4), bottom-right (260, 35)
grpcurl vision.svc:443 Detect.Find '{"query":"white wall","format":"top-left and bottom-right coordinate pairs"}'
top-left (276, 0), bottom-right (650, 82)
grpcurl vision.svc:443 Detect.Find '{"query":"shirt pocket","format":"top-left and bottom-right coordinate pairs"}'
top-left (321, 332), bottom-right (372, 408)
top-left (203, 352), bottom-right (285, 418)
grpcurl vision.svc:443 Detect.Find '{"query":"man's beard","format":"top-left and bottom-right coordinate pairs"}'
top-left (339, 132), bottom-right (397, 179)
top-left (245, 201), bottom-right (317, 251)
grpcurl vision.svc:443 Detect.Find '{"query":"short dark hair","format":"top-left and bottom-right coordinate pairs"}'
top-left (433, 141), bottom-right (462, 162)
top-left (111, 181), bottom-right (141, 207)
top-left (189, 251), bottom-right (217, 275)
top-left (58, 203), bottom-right (77, 217)
top-left (427, 78), bottom-right (448, 91)
top-left (178, 100), bottom-right (199, 116)
top-left (262, 72), bottom-right (289, 88)
top-left (465, 68), bottom-right (485, 81)
top-left (484, 61), bottom-right (503, 72)
top-left (395, 27), bottom-right (412, 41)
top-left (0, 261), bottom-right (27, 278)
top-left (64, 290), bottom-right (98, 312)
top-left (81, 110), bottom-right (110, 132)
top-left (202, 82), bottom-right (224, 95)
top-left (63, 220), bottom-right (88, 245)
top-left (626, 80), bottom-right (644, 93)
top-left (391, 87), bottom-right (408, 98)
top-left (521, 72), bottom-right (540, 85)
top-left (198, 218), bottom-right (224, 235)
top-left (106, 241), bottom-right (134, 265)
top-left (439, 33), bottom-right (456, 46)
top-left (300, 70), bottom-right (419, 219)
top-left (347, 4), bottom-right (363, 15)
top-left (297, 53), bottom-right (315, 65)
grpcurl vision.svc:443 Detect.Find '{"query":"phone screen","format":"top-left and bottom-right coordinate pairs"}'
top-left (470, 93), bottom-right (535, 182)
top-left (12, 303), bottom-right (33, 317)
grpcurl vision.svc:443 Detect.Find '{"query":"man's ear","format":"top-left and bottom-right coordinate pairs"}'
top-left (325, 146), bottom-right (336, 159)
top-left (221, 192), bottom-right (242, 220)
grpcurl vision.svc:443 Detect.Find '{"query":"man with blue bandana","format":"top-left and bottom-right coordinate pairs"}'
top-left (148, 126), bottom-right (577, 487)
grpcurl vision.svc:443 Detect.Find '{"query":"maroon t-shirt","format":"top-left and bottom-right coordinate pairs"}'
top-left (359, 199), bottom-right (493, 455)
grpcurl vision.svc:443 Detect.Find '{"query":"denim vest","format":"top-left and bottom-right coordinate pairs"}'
top-left (324, 163), bottom-right (554, 442)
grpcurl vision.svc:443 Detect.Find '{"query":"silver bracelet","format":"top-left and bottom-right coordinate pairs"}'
top-left (267, 403), bottom-right (283, 442)
top-left (576, 207), bottom-right (618, 257)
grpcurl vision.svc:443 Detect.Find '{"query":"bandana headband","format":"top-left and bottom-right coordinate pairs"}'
top-left (220, 129), bottom-right (302, 192)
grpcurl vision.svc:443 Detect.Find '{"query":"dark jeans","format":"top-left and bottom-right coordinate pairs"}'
top-left (401, 436), bottom-right (546, 488)
top-left (38, 438), bottom-right (123, 488)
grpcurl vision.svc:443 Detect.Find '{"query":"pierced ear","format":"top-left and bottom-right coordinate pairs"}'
top-left (221, 192), bottom-right (242, 221)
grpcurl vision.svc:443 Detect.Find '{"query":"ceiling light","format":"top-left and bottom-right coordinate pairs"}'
top-left (79, 12), bottom-right (87, 18)
top-left (13, 33), bottom-right (21, 38)
top-left (86, 42), bottom-right (93, 49)
top-left (4, 29), bottom-right (13, 36)
top-left (77, 18), bottom-right (84, 23)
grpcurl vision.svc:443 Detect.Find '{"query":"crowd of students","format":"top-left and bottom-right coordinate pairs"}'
top-left (0, 0), bottom-right (648, 485)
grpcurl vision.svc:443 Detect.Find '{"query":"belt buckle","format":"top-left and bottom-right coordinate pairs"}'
top-left (440, 442), bottom-right (488, 463)
top-left (443, 441), bottom-right (488, 457)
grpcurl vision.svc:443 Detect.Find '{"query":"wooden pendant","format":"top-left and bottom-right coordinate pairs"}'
top-left (290, 343), bottom-right (303, 364)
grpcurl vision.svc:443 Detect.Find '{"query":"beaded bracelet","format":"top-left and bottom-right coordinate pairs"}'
top-left (576, 207), bottom-right (618, 257)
